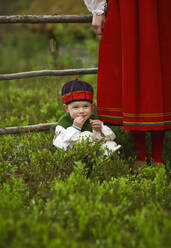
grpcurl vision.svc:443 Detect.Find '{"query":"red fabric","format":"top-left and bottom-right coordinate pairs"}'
top-left (97, 0), bottom-right (171, 131)
top-left (130, 131), bottom-right (147, 161)
top-left (130, 130), bottom-right (165, 162)
top-left (62, 91), bottom-right (93, 104)
top-left (151, 131), bottom-right (165, 163)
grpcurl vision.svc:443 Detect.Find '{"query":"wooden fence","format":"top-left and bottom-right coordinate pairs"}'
top-left (0, 15), bottom-right (97, 135)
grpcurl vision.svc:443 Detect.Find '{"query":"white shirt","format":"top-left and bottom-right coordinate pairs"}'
top-left (83, 0), bottom-right (107, 14)
top-left (53, 122), bottom-right (116, 151)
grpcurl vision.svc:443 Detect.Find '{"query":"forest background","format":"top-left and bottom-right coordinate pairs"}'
top-left (0, 1), bottom-right (171, 247)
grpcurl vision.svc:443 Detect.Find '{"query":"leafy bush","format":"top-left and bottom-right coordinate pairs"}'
top-left (0, 130), bottom-right (171, 247)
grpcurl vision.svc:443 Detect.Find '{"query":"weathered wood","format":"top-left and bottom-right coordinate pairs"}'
top-left (0, 123), bottom-right (57, 135)
top-left (0, 15), bottom-right (92, 24)
top-left (0, 68), bottom-right (98, 80)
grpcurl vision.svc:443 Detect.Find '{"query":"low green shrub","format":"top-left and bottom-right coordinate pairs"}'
top-left (0, 131), bottom-right (171, 248)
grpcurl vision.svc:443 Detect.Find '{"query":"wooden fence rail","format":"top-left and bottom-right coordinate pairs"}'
top-left (0, 123), bottom-right (57, 135)
top-left (0, 68), bottom-right (98, 80)
top-left (0, 15), bottom-right (92, 24)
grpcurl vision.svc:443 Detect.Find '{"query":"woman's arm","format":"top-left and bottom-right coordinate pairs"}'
top-left (83, 0), bottom-right (107, 34)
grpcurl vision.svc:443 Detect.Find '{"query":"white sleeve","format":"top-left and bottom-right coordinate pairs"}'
top-left (53, 125), bottom-right (81, 150)
top-left (83, 0), bottom-right (107, 14)
top-left (93, 122), bottom-right (116, 141)
top-left (101, 123), bottom-right (116, 140)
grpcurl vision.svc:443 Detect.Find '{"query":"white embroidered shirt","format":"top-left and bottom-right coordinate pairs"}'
top-left (53, 122), bottom-right (116, 151)
top-left (83, 0), bottom-right (107, 14)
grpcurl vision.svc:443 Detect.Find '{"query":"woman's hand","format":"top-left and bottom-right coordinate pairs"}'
top-left (92, 13), bottom-right (105, 35)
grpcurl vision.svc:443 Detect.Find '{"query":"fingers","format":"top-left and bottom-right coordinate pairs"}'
top-left (93, 25), bottom-right (103, 35)
top-left (90, 119), bottom-right (101, 125)
top-left (73, 118), bottom-right (102, 131)
top-left (75, 116), bottom-right (85, 124)
top-left (73, 116), bottom-right (86, 129)
top-left (90, 120), bottom-right (102, 131)
top-left (92, 13), bottom-right (105, 35)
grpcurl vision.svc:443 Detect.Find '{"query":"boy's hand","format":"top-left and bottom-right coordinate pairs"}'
top-left (73, 116), bottom-right (86, 129)
top-left (90, 119), bottom-right (102, 132)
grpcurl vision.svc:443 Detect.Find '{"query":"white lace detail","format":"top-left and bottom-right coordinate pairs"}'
top-left (83, 0), bottom-right (107, 14)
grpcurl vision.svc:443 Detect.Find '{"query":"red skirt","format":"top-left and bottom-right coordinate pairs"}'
top-left (97, 0), bottom-right (171, 131)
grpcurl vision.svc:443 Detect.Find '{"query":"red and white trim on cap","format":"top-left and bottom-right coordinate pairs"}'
top-left (62, 91), bottom-right (93, 104)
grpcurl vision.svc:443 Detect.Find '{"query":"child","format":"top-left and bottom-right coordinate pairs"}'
top-left (53, 78), bottom-right (121, 155)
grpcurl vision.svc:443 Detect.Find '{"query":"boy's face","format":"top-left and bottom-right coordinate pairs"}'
top-left (63, 101), bottom-right (94, 121)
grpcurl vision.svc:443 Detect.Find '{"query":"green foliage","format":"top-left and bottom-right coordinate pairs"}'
top-left (0, 78), bottom-right (63, 127)
top-left (0, 27), bottom-right (48, 73)
top-left (1, 0), bottom-right (34, 14)
top-left (0, 132), bottom-right (171, 247)
top-left (27, 0), bottom-right (88, 15)
top-left (0, 24), bottom-right (98, 75)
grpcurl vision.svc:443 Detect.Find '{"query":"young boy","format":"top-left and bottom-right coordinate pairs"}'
top-left (53, 78), bottom-right (121, 155)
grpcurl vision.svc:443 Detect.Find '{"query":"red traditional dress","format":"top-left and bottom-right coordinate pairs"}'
top-left (85, 0), bottom-right (171, 131)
